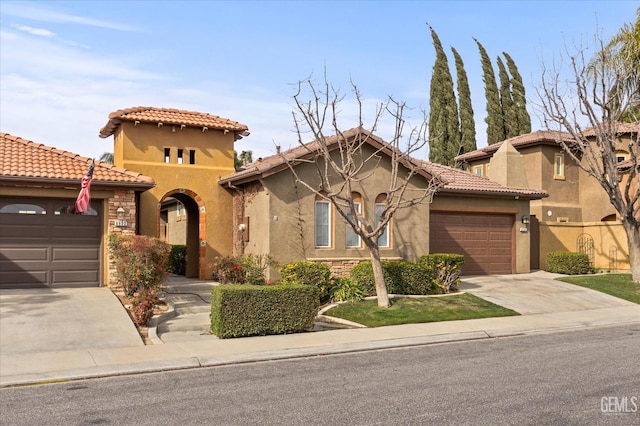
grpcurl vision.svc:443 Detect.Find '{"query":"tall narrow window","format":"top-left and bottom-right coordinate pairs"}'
top-left (315, 195), bottom-right (331, 248)
top-left (177, 149), bottom-right (184, 164)
top-left (554, 153), bottom-right (565, 180)
top-left (164, 148), bottom-right (171, 163)
top-left (189, 149), bottom-right (196, 164)
top-left (346, 195), bottom-right (362, 248)
top-left (375, 194), bottom-right (390, 248)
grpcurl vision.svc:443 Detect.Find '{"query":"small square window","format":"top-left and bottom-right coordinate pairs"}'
top-left (164, 148), bottom-right (171, 163)
top-left (177, 149), bottom-right (184, 165)
top-left (473, 165), bottom-right (483, 176)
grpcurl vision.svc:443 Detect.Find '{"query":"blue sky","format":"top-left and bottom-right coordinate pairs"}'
top-left (0, 1), bottom-right (636, 161)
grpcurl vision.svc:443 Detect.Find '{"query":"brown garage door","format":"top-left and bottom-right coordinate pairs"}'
top-left (430, 212), bottom-right (514, 275)
top-left (0, 197), bottom-right (101, 289)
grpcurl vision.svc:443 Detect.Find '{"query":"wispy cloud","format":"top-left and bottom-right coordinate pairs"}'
top-left (12, 24), bottom-right (55, 37)
top-left (2, 3), bottom-right (137, 32)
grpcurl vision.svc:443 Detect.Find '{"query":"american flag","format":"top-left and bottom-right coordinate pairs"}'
top-left (74, 160), bottom-right (95, 214)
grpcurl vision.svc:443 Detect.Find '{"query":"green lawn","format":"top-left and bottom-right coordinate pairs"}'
top-left (559, 274), bottom-right (640, 304)
top-left (323, 293), bottom-right (519, 327)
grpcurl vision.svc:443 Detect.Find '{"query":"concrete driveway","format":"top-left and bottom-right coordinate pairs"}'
top-left (460, 270), bottom-right (636, 315)
top-left (0, 287), bottom-right (143, 356)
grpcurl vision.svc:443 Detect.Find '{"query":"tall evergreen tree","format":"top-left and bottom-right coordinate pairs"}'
top-left (451, 47), bottom-right (476, 155)
top-left (428, 26), bottom-right (460, 166)
top-left (497, 56), bottom-right (518, 138)
top-left (474, 38), bottom-right (504, 145)
top-left (504, 52), bottom-right (531, 133)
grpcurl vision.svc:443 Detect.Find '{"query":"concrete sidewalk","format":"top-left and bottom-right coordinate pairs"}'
top-left (2, 272), bottom-right (640, 387)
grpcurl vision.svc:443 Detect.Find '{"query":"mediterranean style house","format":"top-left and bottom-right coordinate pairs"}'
top-left (455, 123), bottom-right (639, 271)
top-left (1, 106), bottom-right (558, 289)
top-left (220, 128), bottom-right (546, 277)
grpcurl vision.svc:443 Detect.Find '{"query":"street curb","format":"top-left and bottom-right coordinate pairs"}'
top-left (147, 298), bottom-right (177, 345)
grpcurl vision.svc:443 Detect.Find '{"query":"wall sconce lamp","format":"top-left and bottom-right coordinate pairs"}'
top-left (521, 215), bottom-right (530, 225)
top-left (238, 223), bottom-right (246, 231)
top-left (117, 207), bottom-right (126, 220)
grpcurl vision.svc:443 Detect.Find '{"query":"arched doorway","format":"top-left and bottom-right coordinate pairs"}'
top-left (159, 189), bottom-right (206, 279)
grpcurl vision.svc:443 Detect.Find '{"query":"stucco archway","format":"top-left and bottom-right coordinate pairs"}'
top-left (159, 189), bottom-right (206, 279)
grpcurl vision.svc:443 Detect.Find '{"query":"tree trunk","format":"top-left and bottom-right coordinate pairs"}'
top-left (622, 219), bottom-right (640, 283)
top-left (369, 246), bottom-right (391, 308)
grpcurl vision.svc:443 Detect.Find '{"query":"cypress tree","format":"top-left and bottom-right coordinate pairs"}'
top-left (428, 26), bottom-right (460, 166)
top-left (451, 47), bottom-right (476, 155)
top-left (474, 38), bottom-right (504, 144)
top-left (497, 56), bottom-right (518, 138)
top-left (503, 52), bottom-right (531, 134)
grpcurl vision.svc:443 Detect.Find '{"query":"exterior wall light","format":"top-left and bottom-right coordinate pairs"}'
top-left (116, 207), bottom-right (126, 220)
top-left (521, 215), bottom-right (530, 225)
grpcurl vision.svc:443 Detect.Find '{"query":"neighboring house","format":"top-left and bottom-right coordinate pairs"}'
top-left (160, 197), bottom-right (187, 245)
top-left (219, 128), bottom-right (547, 277)
top-left (455, 124), bottom-right (639, 271)
top-left (0, 132), bottom-right (154, 289)
top-left (99, 106), bottom-right (250, 279)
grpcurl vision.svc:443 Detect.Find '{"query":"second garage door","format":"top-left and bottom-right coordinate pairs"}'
top-left (430, 212), bottom-right (514, 275)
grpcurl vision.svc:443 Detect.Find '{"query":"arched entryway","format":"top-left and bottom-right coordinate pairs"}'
top-left (158, 189), bottom-right (206, 279)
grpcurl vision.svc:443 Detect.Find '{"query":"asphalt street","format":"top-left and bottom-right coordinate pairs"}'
top-left (1, 325), bottom-right (638, 425)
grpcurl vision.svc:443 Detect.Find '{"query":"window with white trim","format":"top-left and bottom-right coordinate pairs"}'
top-left (375, 194), bottom-right (390, 248)
top-left (315, 197), bottom-right (331, 248)
top-left (554, 153), bottom-right (565, 180)
top-left (346, 199), bottom-right (362, 248)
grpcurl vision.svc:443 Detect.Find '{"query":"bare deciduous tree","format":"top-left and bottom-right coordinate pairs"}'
top-left (285, 75), bottom-right (443, 308)
top-left (537, 30), bottom-right (640, 282)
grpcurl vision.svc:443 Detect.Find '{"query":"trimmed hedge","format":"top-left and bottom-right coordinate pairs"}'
top-left (419, 253), bottom-right (465, 293)
top-left (546, 251), bottom-right (592, 275)
top-left (349, 261), bottom-right (436, 296)
top-left (167, 245), bottom-right (187, 276)
top-left (211, 284), bottom-right (320, 338)
top-left (279, 261), bottom-right (332, 303)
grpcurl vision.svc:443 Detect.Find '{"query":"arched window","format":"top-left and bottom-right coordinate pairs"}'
top-left (315, 193), bottom-right (332, 248)
top-left (346, 193), bottom-right (362, 248)
top-left (0, 203), bottom-right (46, 214)
top-left (375, 193), bottom-right (390, 248)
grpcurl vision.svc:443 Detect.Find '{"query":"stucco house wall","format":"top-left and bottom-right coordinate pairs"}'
top-left (234, 144), bottom-right (432, 279)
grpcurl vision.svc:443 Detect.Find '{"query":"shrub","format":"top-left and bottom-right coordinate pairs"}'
top-left (419, 254), bottom-right (465, 293)
top-left (108, 234), bottom-right (171, 296)
top-left (330, 277), bottom-right (366, 302)
top-left (546, 251), bottom-right (592, 275)
top-left (279, 261), bottom-right (332, 302)
top-left (241, 254), bottom-right (277, 285)
top-left (167, 245), bottom-right (187, 276)
top-left (400, 262), bottom-right (436, 295)
top-left (349, 261), bottom-right (435, 295)
top-left (210, 255), bottom-right (244, 284)
top-left (210, 284), bottom-right (319, 338)
top-left (130, 289), bottom-right (157, 327)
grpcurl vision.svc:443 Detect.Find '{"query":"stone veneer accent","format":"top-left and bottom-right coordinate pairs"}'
top-left (106, 188), bottom-right (137, 290)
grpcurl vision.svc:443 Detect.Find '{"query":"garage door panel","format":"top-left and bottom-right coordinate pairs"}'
top-left (0, 224), bottom-right (50, 240)
top-left (0, 269), bottom-right (48, 285)
top-left (430, 212), bottom-right (513, 275)
top-left (0, 247), bottom-right (49, 261)
top-left (53, 247), bottom-right (100, 261)
top-left (53, 270), bottom-right (100, 285)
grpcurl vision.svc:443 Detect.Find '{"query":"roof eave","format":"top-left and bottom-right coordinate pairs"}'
top-left (436, 187), bottom-right (548, 200)
top-left (0, 176), bottom-right (155, 189)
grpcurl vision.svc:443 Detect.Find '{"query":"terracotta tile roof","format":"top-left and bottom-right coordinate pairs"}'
top-left (0, 132), bottom-right (155, 188)
top-left (99, 106), bottom-right (249, 138)
top-left (455, 130), bottom-right (574, 162)
top-left (220, 128), bottom-right (547, 200)
top-left (219, 128), bottom-right (433, 186)
top-left (420, 161), bottom-right (548, 199)
top-left (582, 121), bottom-right (639, 137)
